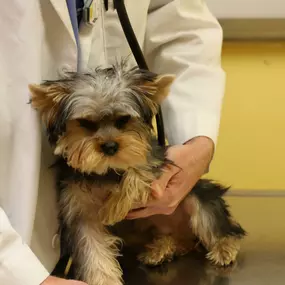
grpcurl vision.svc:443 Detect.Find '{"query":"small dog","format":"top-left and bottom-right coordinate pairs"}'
top-left (29, 61), bottom-right (246, 285)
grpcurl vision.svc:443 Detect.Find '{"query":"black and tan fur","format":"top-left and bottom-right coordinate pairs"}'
top-left (29, 61), bottom-right (246, 285)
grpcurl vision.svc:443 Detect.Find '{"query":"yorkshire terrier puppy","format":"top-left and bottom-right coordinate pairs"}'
top-left (29, 61), bottom-right (246, 285)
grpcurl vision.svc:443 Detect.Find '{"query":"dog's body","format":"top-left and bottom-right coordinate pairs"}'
top-left (29, 61), bottom-right (246, 285)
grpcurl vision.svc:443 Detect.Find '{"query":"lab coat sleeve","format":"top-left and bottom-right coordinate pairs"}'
top-left (145, 0), bottom-right (226, 145)
top-left (0, 207), bottom-right (49, 285)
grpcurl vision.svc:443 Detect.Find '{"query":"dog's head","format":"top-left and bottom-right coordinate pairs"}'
top-left (29, 63), bottom-right (175, 174)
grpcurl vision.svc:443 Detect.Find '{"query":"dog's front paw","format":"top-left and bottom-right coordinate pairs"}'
top-left (138, 250), bottom-right (174, 266)
top-left (137, 236), bottom-right (182, 266)
top-left (206, 237), bottom-right (240, 266)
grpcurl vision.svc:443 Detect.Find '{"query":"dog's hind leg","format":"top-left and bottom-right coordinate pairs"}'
top-left (187, 179), bottom-right (246, 266)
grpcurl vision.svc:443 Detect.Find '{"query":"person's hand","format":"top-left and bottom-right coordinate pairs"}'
top-left (126, 136), bottom-right (214, 219)
top-left (41, 276), bottom-right (88, 285)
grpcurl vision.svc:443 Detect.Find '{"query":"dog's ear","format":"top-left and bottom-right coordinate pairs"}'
top-left (29, 83), bottom-right (70, 142)
top-left (153, 74), bottom-right (175, 104)
top-left (140, 74), bottom-right (175, 105)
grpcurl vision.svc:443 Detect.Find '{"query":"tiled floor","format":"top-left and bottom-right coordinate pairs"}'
top-left (121, 196), bottom-right (285, 285)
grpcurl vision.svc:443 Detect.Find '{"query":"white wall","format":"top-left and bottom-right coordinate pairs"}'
top-left (206, 0), bottom-right (285, 19)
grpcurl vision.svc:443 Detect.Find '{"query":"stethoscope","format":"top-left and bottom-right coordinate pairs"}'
top-left (112, 0), bottom-right (166, 147)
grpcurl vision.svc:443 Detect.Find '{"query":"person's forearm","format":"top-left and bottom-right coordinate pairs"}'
top-left (146, 0), bottom-right (225, 146)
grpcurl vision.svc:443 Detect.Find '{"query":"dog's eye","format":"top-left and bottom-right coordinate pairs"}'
top-left (115, 115), bottom-right (131, 129)
top-left (77, 119), bottom-right (98, 132)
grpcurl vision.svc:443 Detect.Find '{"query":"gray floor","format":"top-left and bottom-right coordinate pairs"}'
top-left (121, 196), bottom-right (285, 285)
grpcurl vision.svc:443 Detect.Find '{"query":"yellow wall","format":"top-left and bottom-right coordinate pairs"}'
top-left (206, 42), bottom-right (285, 191)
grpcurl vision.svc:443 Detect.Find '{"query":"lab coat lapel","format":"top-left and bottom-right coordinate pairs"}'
top-left (48, 0), bottom-right (76, 44)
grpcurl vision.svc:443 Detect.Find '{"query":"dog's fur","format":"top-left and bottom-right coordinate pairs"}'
top-left (29, 61), bottom-right (246, 285)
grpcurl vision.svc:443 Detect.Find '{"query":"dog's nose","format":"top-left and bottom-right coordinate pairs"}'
top-left (100, 141), bottom-right (119, 156)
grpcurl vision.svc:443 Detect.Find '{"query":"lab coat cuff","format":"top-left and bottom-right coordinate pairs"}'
top-left (163, 109), bottom-right (220, 173)
top-left (165, 112), bottom-right (220, 147)
top-left (2, 243), bottom-right (50, 285)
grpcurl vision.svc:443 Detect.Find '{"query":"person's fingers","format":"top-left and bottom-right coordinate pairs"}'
top-left (151, 182), bottom-right (164, 199)
top-left (130, 202), bottom-right (145, 210)
top-left (127, 164), bottom-right (181, 213)
top-left (152, 165), bottom-right (176, 186)
top-left (126, 207), bottom-right (153, 219)
top-left (126, 205), bottom-right (177, 219)
top-left (147, 175), bottom-right (181, 208)
top-left (150, 165), bottom-right (180, 197)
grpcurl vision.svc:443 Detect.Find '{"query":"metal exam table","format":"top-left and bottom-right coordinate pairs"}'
top-left (121, 195), bottom-right (285, 285)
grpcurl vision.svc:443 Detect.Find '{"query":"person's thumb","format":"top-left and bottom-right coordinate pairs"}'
top-left (151, 165), bottom-right (179, 199)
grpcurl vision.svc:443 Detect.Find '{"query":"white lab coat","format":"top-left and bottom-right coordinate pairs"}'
top-left (0, 0), bottom-right (225, 284)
